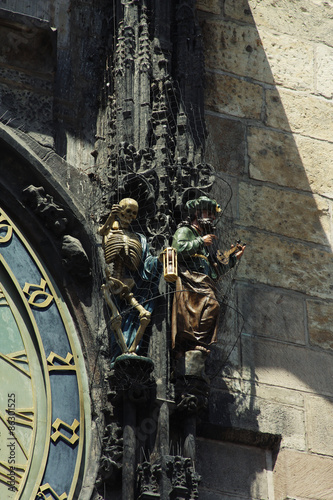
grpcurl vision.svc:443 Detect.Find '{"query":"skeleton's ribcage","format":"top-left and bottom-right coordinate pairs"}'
top-left (104, 231), bottom-right (142, 271)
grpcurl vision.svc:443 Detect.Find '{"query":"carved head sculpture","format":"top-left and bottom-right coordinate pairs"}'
top-left (186, 196), bottom-right (222, 233)
top-left (186, 196), bottom-right (221, 216)
top-left (118, 198), bottom-right (139, 228)
top-left (186, 196), bottom-right (221, 220)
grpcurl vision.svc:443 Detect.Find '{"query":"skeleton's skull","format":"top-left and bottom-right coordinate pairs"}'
top-left (118, 198), bottom-right (139, 227)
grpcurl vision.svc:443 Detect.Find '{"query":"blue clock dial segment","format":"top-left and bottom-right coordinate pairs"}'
top-left (0, 209), bottom-right (88, 500)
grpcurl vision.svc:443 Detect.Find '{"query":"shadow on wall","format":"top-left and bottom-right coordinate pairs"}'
top-left (197, 0), bottom-right (333, 497)
top-left (0, 9), bottom-right (56, 145)
top-left (0, 4), bottom-right (109, 165)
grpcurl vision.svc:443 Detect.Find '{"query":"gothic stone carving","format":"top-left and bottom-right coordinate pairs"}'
top-left (22, 185), bottom-right (91, 278)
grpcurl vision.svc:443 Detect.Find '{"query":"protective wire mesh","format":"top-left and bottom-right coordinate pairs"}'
top-left (86, 74), bottom-right (245, 380)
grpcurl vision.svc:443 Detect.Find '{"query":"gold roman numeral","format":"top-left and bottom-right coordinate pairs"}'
top-left (0, 350), bottom-right (30, 377)
top-left (47, 352), bottom-right (76, 372)
top-left (0, 413), bottom-right (29, 459)
top-left (36, 483), bottom-right (68, 500)
top-left (50, 418), bottom-right (80, 446)
top-left (0, 461), bottom-right (26, 490)
top-left (22, 278), bottom-right (54, 309)
top-left (0, 288), bottom-right (7, 306)
top-left (0, 216), bottom-right (13, 244)
top-left (6, 408), bottom-right (34, 428)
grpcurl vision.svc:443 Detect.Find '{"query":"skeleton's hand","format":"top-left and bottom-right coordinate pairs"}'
top-left (111, 204), bottom-right (122, 216)
top-left (98, 204), bottom-right (122, 235)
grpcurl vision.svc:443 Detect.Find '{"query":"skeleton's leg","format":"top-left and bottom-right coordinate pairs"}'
top-left (102, 284), bottom-right (128, 353)
top-left (128, 314), bottom-right (151, 353)
top-left (124, 292), bottom-right (151, 353)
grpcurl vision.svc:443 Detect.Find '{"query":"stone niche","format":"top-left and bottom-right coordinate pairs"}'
top-left (196, 438), bottom-right (273, 499)
top-left (0, 8), bottom-right (56, 144)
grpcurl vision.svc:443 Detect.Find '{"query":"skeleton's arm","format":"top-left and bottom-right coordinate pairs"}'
top-left (98, 204), bottom-right (122, 236)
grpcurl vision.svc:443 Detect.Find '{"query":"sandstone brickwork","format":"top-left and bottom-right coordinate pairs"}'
top-left (197, 0), bottom-right (333, 497)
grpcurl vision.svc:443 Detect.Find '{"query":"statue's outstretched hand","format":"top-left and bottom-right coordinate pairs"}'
top-left (202, 234), bottom-right (217, 246)
top-left (235, 244), bottom-right (246, 259)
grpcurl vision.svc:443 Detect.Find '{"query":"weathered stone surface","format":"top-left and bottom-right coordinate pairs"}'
top-left (198, 492), bottom-right (246, 500)
top-left (256, 383), bottom-right (305, 408)
top-left (196, 438), bottom-right (268, 499)
top-left (53, 0), bottom-right (71, 48)
top-left (0, 67), bottom-right (53, 93)
top-left (273, 449), bottom-right (333, 500)
top-left (236, 229), bottom-right (333, 299)
top-left (200, 19), bottom-right (314, 90)
top-left (182, 350), bottom-right (208, 379)
top-left (0, 14), bottom-right (55, 75)
top-left (307, 299), bottom-right (333, 351)
top-left (266, 88), bottom-right (333, 142)
top-left (239, 182), bottom-right (331, 245)
top-left (224, 0), bottom-right (255, 24)
top-left (248, 126), bottom-right (333, 195)
top-left (316, 43), bottom-right (333, 98)
top-left (207, 172), bottom-right (239, 220)
top-left (196, 0), bottom-right (221, 15)
top-left (0, 12), bottom-right (55, 145)
top-left (259, 29), bottom-right (314, 92)
top-left (66, 134), bottom-right (96, 170)
top-left (0, 122), bottom-right (91, 219)
top-left (209, 388), bottom-right (306, 450)
top-left (205, 114), bottom-right (246, 176)
top-left (307, 395), bottom-right (333, 456)
top-left (254, 398), bottom-right (305, 451)
top-left (225, 0), bottom-right (333, 48)
top-left (205, 71), bottom-right (263, 119)
top-left (237, 282), bottom-right (306, 344)
top-left (200, 18), bottom-right (274, 82)
top-left (0, 84), bottom-right (54, 145)
top-left (241, 335), bottom-right (333, 397)
top-left (1, 3), bottom-right (332, 500)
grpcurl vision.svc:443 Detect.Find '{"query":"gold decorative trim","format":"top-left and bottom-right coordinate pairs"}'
top-left (0, 257), bottom-right (51, 499)
top-left (0, 207), bottom-right (88, 500)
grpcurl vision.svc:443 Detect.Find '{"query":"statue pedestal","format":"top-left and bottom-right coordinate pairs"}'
top-left (113, 353), bottom-right (155, 396)
top-left (111, 354), bottom-right (156, 500)
top-left (175, 349), bottom-right (210, 384)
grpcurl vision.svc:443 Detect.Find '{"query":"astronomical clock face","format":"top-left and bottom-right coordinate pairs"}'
top-left (0, 208), bottom-right (89, 500)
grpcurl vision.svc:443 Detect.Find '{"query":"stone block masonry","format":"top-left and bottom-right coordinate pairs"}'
top-left (197, 1), bottom-right (333, 498)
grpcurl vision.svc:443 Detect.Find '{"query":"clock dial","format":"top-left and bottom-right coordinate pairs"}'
top-left (0, 208), bottom-right (88, 500)
top-left (0, 270), bottom-right (48, 499)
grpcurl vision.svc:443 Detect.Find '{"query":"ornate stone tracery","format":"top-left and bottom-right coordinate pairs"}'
top-left (95, 1), bottom-right (220, 498)
top-left (96, 1), bottom-right (215, 247)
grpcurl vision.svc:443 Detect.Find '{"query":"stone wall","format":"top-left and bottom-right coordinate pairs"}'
top-left (0, 0), bottom-right (109, 169)
top-left (0, 0), bottom-right (332, 498)
top-left (197, 0), bottom-right (333, 498)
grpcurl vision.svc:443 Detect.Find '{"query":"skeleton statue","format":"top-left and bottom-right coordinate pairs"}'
top-left (99, 198), bottom-right (161, 356)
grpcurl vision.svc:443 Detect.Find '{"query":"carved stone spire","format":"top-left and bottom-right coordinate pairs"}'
top-left (96, 2), bottom-right (214, 498)
top-left (100, 0), bottom-right (213, 247)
